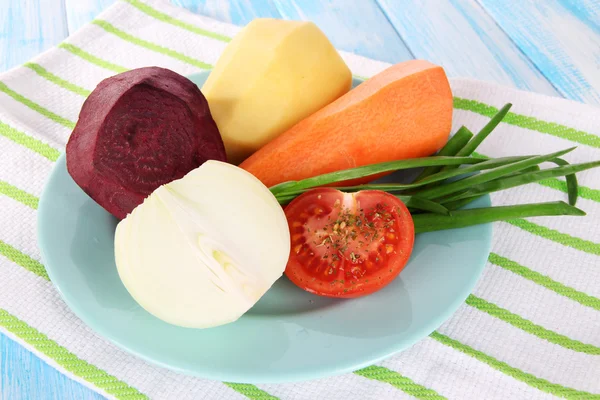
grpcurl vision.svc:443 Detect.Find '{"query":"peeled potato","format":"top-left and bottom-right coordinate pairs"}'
top-left (202, 18), bottom-right (352, 164)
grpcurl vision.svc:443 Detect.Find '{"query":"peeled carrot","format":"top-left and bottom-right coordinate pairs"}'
top-left (240, 60), bottom-right (453, 187)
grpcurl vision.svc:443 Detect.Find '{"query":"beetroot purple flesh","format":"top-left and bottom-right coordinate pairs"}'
top-left (66, 66), bottom-right (226, 219)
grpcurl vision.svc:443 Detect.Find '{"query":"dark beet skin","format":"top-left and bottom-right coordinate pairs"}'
top-left (66, 67), bottom-right (226, 219)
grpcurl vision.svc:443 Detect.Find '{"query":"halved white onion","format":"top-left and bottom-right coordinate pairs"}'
top-left (114, 160), bottom-right (290, 328)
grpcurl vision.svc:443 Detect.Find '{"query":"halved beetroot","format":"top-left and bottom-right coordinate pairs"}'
top-left (66, 67), bottom-right (226, 219)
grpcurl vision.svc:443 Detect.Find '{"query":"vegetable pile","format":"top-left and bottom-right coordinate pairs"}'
top-left (63, 18), bottom-right (600, 328)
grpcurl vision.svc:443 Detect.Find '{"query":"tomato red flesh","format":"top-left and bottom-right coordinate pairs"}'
top-left (284, 188), bottom-right (415, 298)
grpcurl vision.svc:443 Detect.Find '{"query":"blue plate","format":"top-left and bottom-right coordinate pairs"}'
top-left (38, 72), bottom-right (492, 383)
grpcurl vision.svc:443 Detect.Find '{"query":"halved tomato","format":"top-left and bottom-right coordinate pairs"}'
top-left (284, 188), bottom-right (414, 298)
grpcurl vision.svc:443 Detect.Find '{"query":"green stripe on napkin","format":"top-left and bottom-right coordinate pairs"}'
top-left (0, 308), bottom-right (148, 399)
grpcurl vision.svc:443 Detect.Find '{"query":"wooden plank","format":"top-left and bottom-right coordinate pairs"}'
top-left (0, 0), bottom-right (68, 72)
top-left (174, 0), bottom-right (412, 64)
top-left (559, 0), bottom-right (600, 27)
top-left (66, 0), bottom-right (275, 34)
top-left (1, 332), bottom-right (103, 400)
top-left (271, 0), bottom-right (413, 63)
top-left (172, 0), bottom-right (282, 25)
top-left (376, 0), bottom-right (559, 96)
top-left (64, 0), bottom-right (115, 33)
top-left (478, 0), bottom-right (600, 104)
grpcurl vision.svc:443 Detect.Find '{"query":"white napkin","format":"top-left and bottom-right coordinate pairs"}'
top-left (0, 1), bottom-right (598, 399)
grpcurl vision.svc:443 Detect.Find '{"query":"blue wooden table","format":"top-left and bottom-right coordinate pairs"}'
top-left (1, 0), bottom-right (598, 398)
